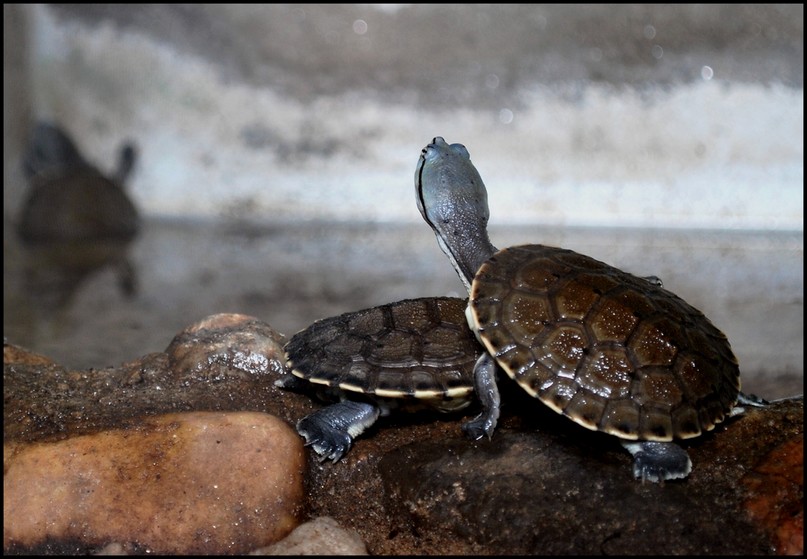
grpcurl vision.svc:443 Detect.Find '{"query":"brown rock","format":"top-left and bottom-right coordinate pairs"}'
top-left (372, 396), bottom-right (803, 555)
top-left (4, 411), bottom-right (305, 554)
top-left (3, 314), bottom-right (297, 444)
top-left (742, 437), bottom-right (804, 555)
top-left (3, 344), bottom-right (60, 367)
top-left (297, 391), bottom-right (801, 555)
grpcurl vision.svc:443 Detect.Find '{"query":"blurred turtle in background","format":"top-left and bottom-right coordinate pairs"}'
top-left (16, 121), bottom-right (141, 309)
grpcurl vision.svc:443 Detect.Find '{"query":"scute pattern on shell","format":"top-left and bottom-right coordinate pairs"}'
top-left (469, 244), bottom-right (741, 441)
top-left (285, 297), bottom-right (481, 401)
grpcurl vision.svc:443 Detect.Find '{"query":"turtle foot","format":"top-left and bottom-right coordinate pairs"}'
top-left (461, 413), bottom-right (497, 440)
top-left (274, 373), bottom-right (309, 393)
top-left (622, 441), bottom-right (692, 483)
top-left (297, 416), bottom-right (353, 462)
top-left (296, 400), bottom-right (379, 462)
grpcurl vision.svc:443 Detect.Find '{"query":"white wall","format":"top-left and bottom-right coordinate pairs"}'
top-left (6, 4), bottom-right (803, 231)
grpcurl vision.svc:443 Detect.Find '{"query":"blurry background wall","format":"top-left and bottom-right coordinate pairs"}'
top-left (5, 4), bottom-right (802, 227)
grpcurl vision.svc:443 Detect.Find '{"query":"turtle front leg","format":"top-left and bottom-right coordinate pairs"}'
top-left (622, 441), bottom-right (692, 482)
top-left (462, 353), bottom-right (501, 440)
top-left (643, 275), bottom-right (663, 287)
top-left (297, 401), bottom-right (380, 462)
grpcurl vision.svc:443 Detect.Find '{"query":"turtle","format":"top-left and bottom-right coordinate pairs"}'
top-left (415, 136), bottom-right (766, 482)
top-left (17, 121), bottom-right (140, 304)
top-left (278, 296), bottom-right (485, 461)
top-left (19, 121), bottom-right (139, 244)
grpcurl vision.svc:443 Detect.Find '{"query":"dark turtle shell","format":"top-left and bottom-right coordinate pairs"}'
top-left (285, 297), bottom-right (482, 410)
top-left (468, 244), bottom-right (741, 442)
top-left (18, 170), bottom-right (139, 243)
top-left (18, 122), bottom-right (139, 244)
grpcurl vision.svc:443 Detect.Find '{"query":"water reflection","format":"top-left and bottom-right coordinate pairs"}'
top-left (16, 122), bottom-right (140, 311)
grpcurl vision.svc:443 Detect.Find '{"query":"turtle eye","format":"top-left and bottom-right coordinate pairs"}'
top-left (450, 143), bottom-right (470, 159)
top-left (420, 145), bottom-right (439, 163)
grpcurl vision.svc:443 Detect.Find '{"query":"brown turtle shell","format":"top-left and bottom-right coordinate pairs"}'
top-left (285, 297), bottom-right (482, 409)
top-left (469, 244), bottom-right (741, 441)
top-left (18, 170), bottom-right (139, 243)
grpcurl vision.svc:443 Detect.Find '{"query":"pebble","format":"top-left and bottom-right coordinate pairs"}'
top-left (250, 516), bottom-right (368, 555)
top-left (165, 313), bottom-right (288, 381)
top-left (4, 411), bottom-right (305, 554)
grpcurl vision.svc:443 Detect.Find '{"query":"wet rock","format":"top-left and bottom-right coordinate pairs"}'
top-left (4, 315), bottom-right (801, 555)
top-left (166, 313), bottom-right (288, 381)
top-left (4, 411), bottom-right (305, 554)
top-left (3, 314), bottom-right (301, 444)
top-left (741, 432), bottom-right (804, 555)
top-left (373, 397), bottom-right (802, 555)
top-left (3, 343), bottom-right (60, 367)
top-left (250, 516), bottom-right (368, 555)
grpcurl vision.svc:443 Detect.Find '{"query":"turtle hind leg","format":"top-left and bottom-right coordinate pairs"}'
top-left (729, 391), bottom-right (771, 418)
top-left (461, 353), bottom-right (501, 440)
top-left (737, 391), bottom-right (770, 407)
top-left (622, 441), bottom-right (692, 482)
top-left (296, 400), bottom-right (380, 462)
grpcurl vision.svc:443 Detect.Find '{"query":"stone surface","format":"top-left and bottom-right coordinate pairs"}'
top-left (249, 516), bottom-right (368, 555)
top-left (166, 313), bottom-right (288, 381)
top-left (379, 433), bottom-right (761, 554)
top-left (3, 343), bottom-right (58, 367)
top-left (304, 388), bottom-right (803, 555)
top-left (3, 315), bottom-right (802, 555)
top-left (741, 437), bottom-right (804, 555)
top-left (3, 314), bottom-right (296, 444)
top-left (4, 411), bottom-right (305, 554)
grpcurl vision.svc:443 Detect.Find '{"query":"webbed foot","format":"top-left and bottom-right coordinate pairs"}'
top-left (296, 400), bottom-right (379, 462)
top-left (622, 441), bottom-right (692, 482)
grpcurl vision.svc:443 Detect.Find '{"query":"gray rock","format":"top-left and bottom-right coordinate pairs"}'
top-left (250, 516), bottom-right (368, 555)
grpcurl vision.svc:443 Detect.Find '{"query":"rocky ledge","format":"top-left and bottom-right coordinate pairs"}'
top-left (3, 314), bottom-right (802, 555)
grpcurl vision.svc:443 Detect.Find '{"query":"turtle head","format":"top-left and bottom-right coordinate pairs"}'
top-left (415, 137), bottom-right (497, 292)
top-left (22, 121), bottom-right (88, 180)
